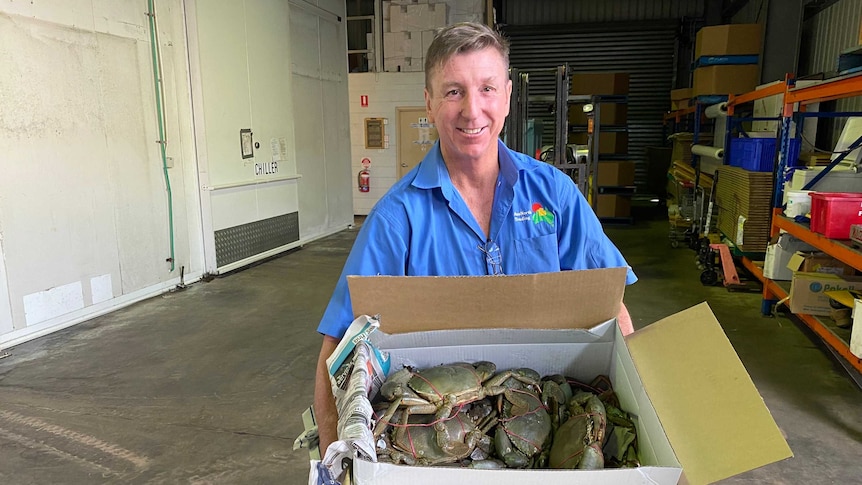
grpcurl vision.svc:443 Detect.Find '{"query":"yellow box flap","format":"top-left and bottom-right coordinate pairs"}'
top-left (347, 268), bottom-right (626, 334)
top-left (626, 303), bottom-right (792, 484)
top-left (824, 290), bottom-right (861, 308)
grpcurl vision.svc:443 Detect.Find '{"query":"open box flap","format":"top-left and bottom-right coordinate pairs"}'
top-left (626, 303), bottom-right (793, 484)
top-left (348, 268), bottom-right (626, 334)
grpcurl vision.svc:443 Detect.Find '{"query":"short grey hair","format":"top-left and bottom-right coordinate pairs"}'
top-left (424, 22), bottom-right (510, 93)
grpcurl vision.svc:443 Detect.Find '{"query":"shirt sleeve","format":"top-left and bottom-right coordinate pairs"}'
top-left (554, 171), bottom-right (638, 285)
top-left (316, 204), bottom-right (409, 338)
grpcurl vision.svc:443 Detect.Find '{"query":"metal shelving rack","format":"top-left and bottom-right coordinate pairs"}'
top-left (727, 78), bottom-right (790, 274)
top-left (570, 94), bottom-right (634, 223)
top-left (752, 72), bottom-right (862, 375)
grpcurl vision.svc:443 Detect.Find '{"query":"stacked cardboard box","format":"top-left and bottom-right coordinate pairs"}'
top-left (670, 88), bottom-right (692, 110)
top-left (692, 24), bottom-right (762, 96)
top-left (568, 72), bottom-right (630, 218)
top-left (568, 72), bottom-right (630, 138)
top-left (596, 160), bottom-right (635, 187)
top-left (382, 1), bottom-right (485, 72)
top-left (568, 103), bottom-right (627, 126)
top-left (715, 165), bottom-right (773, 252)
top-left (383, 2), bottom-right (447, 72)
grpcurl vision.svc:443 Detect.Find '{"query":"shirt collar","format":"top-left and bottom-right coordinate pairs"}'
top-left (412, 139), bottom-right (521, 193)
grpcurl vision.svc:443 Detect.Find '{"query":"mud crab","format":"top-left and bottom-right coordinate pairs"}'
top-left (379, 407), bottom-right (494, 466)
top-left (493, 384), bottom-right (552, 468)
top-left (373, 362), bottom-right (540, 455)
top-left (548, 390), bottom-right (607, 469)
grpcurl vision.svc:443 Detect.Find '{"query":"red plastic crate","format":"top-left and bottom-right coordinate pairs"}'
top-left (809, 192), bottom-right (862, 239)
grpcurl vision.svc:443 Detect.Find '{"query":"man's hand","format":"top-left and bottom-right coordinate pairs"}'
top-left (314, 335), bottom-right (340, 454)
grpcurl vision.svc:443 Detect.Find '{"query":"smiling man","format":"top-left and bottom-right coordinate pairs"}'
top-left (313, 22), bottom-right (636, 454)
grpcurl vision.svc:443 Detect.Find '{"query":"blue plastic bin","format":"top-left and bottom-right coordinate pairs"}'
top-left (728, 138), bottom-right (801, 172)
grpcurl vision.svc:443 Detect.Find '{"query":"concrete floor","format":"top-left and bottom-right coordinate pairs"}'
top-left (1, 208), bottom-right (861, 484)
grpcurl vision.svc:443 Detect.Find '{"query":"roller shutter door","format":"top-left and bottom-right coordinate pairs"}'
top-left (503, 21), bottom-right (678, 197)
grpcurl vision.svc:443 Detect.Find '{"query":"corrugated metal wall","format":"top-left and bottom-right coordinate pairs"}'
top-left (500, 0), bottom-right (703, 25)
top-left (800, 0), bottom-right (862, 144)
top-left (504, 21), bottom-right (679, 197)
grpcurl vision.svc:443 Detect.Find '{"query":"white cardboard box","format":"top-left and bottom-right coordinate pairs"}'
top-left (390, 3), bottom-right (447, 32)
top-left (763, 233), bottom-right (816, 280)
top-left (383, 31), bottom-right (423, 59)
top-left (852, 299), bottom-right (862, 358)
top-left (383, 56), bottom-right (423, 72)
top-left (344, 269), bottom-right (792, 484)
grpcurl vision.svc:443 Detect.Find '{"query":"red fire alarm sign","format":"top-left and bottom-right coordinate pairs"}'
top-left (360, 95), bottom-right (369, 107)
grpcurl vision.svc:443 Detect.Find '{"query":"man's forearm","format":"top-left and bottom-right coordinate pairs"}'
top-left (314, 335), bottom-right (340, 454)
top-left (618, 302), bottom-right (634, 336)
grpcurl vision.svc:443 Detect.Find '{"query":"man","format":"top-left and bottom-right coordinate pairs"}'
top-left (313, 22), bottom-right (636, 453)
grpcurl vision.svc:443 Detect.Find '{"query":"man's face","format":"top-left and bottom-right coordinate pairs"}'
top-left (425, 47), bottom-right (512, 166)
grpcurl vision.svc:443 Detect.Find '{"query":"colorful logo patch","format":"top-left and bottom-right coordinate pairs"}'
top-left (531, 202), bottom-right (554, 225)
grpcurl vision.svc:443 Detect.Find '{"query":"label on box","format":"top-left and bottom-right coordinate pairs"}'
top-left (789, 273), bottom-right (862, 316)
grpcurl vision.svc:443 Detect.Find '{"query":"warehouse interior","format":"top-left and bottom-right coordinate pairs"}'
top-left (2, 0), bottom-right (862, 483)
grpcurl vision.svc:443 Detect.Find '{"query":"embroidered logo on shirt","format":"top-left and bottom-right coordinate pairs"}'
top-left (531, 202), bottom-right (554, 225)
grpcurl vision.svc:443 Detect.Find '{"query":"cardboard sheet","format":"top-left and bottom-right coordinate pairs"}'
top-left (348, 268), bottom-right (626, 334)
top-left (626, 303), bottom-right (793, 484)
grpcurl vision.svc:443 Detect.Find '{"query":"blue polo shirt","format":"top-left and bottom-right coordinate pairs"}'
top-left (317, 140), bottom-right (636, 338)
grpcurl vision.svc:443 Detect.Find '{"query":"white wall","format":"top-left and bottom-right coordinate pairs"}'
top-left (0, 0), bottom-right (201, 347)
top-left (290, 1), bottom-right (354, 238)
top-left (187, 0), bottom-right (352, 272)
top-left (0, 0), bottom-right (353, 348)
top-left (348, 72), bottom-right (426, 214)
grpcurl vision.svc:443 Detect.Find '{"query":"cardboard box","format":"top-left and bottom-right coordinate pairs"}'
top-left (568, 103), bottom-right (627, 126)
top-left (570, 72), bottom-right (629, 95)
top-left (789, 272), bottom-right (862, 316)
top-left (693, 65), bottom-right (760, 96)
top-left (569, 132), bottom-right (628, 154)
top-left (383, 31), bottom-right (423, 58)
top-left (595, 194), bottom-right (631, 218)
top-left (597, 161), bottom-right (636, 187)
top-left (762, 234), bottom-right (817, 281)
top-left (670, 88), bottom-right (692, 109)
top-left (383, 56), bottom-right (423, 72)
top-left (695, 23), bottom-right (763, 58)
top-left (390, 3), bottom-right (447, 32)
top-left (670, 88), bottom-right (692, 101)
top-left (787, 251), bottom-right (855, 276)
top-left (852, 299), bottom-right (862, 358)
top-left (345, 270), bottom-right (792, 484)
top-left (671, 98), bottom-right (691, 110)
top-left (420, 30), bottom-right (435, 57)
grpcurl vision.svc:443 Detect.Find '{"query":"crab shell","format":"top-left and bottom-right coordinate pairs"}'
top-left (404, 361), bottom-right (498, 404)
top-left (494, 388), bottom-right (552, 468)
top-left (548, 394), bottom-right (607, 469)
top-left (388, 410), bottom-right (486, 466)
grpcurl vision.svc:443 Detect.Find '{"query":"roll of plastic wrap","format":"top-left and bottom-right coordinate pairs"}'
top-left (704, 102), bottom-right (728, 119)
top-left (691, 144), bottom-right (724, 159)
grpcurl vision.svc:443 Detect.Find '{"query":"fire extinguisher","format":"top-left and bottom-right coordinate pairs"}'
top-left (358, 168), bottom-right (370, 192)
top-left (358, 158), bottom-right (371, 193)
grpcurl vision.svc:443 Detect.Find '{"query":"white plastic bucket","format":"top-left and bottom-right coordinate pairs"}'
top-left (785, 190), bottom-right (812, 217)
